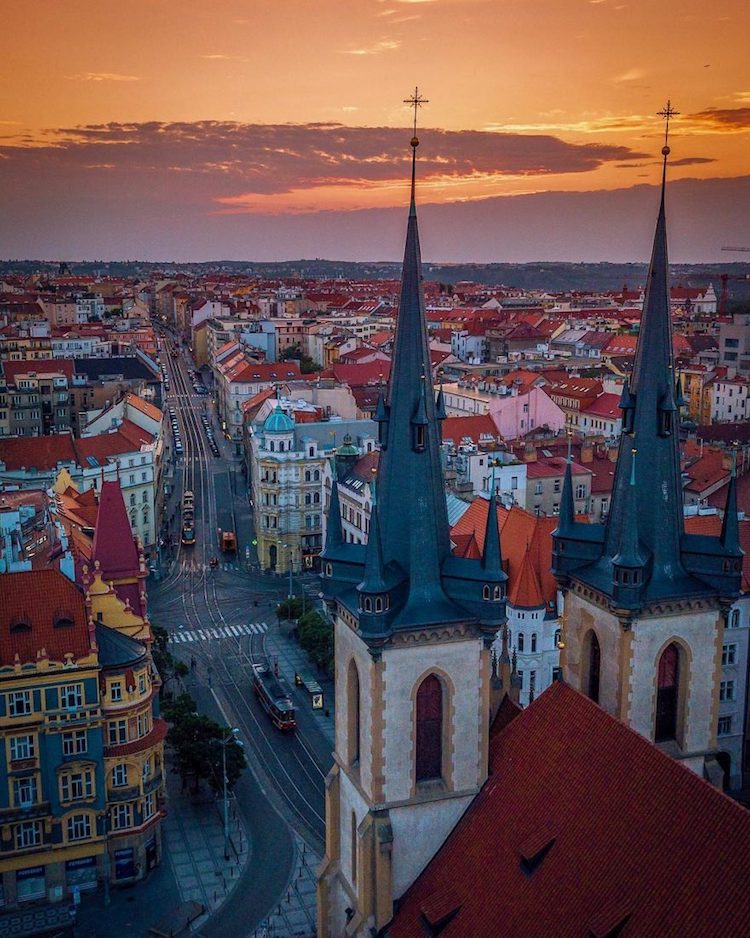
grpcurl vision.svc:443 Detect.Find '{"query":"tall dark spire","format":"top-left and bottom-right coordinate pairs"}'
top-left (552, 101), bottom-right (739, 605)
top-left (721, 447), bottom-right (741, 553)
top-left (481, 484), bottom-right (503, 575)
top-left (324, 478), bottom-right (344, 553)
top-left (371, 88), bottom-right (462, 627)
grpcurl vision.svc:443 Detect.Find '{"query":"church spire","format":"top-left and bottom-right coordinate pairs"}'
top-left (721, 447), bottom-right (741, 553)
top-left (481, 482), bottom-right (503, 575)
top-left (599, 100), bottom-right (688, 598)
top-left (324, 477), bottom-right (344, 553)
top-left (372, 87), bottom-right (462, 628)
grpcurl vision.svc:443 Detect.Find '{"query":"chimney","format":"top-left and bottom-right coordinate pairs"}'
top-left (523, 442), bottom-right (537, 463)
top-left (607, 444), bottom-right (618, 463)
top-left (580, 441), bottom-right (594, 464)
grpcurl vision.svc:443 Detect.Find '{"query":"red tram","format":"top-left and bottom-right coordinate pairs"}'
top-left (252, 661), bottom-right (296, 731)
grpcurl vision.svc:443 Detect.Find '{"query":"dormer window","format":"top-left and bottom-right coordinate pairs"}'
top-left (10, 619), bottom-right (31, 634)
top-left (493, 585), bottom-right (503, 601)
top-left (363, 596), bottom-right (373, 613)
top-left (54, 616), bottom-right (74, 629)
top-left (482, 585), bottom-right (491, 601)
top-left (324, 562), bottom-right (333, 578)
top-left (375, 596), bottom-right (384, 613)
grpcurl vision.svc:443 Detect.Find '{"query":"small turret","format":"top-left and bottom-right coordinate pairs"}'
top-left (611, 449), bottom-right (648, 610)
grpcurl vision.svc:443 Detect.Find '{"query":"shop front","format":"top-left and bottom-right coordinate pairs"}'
top-left (65, 855), bottom-right (98, 893)
top-left (114, 847), bottom-right (135, 881)
top-left (16, 866), bottom-right (45, 903)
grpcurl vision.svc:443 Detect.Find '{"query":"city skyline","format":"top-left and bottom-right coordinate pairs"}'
top-left (1, 0), bottom-right (748, 261)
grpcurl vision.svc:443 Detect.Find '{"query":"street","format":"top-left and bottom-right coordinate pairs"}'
top-left (148, 340), bottom-right (331, 935)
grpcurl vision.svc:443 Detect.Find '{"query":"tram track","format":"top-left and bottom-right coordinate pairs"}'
top-left (152, 339), bottom-right (328, 852)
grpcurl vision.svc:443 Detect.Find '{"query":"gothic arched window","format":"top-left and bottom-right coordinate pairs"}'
top-left (347, 659), bottom-right (360, 766)
top-left (655, 643), bottom-right (680, 743)
top-left (415, 675), bottom-right (443, 782)
top-left (518, 633), bottom-right (524, 653)
top-left (584, 631), bottom-right (601, 703)
top-left (482, 585), bottom-right (491, 601)
top-left (531, 633), bottom-right (537, 653)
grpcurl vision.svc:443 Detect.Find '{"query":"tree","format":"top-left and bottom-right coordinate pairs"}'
top-left (164, 693), bottom-right (247, 793)
top-left (276, 596), bottom-right (305, 620)
top-left (297, 610), bottom-right (334, 672)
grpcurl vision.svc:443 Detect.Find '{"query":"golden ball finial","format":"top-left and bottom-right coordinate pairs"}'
top-left (662, 145), bottom-right (670, 157)
top-left (411, 135), bottom-right (419, 148)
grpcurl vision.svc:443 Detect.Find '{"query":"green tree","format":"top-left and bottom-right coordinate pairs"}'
top-left (297, 610), bottom-right (334, 672)
top-left (277, 596), bottom-right (305, 620)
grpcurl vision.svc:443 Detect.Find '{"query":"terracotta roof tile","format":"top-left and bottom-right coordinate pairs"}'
top-left (389, 681), bottom-right (750, 938)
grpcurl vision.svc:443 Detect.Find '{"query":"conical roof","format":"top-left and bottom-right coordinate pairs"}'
top-left (92, 480), bottom-right (140, 580)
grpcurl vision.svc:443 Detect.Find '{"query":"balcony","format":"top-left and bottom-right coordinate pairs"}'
top-left (0, 801), bottom-right (51, 824)
top-left (107, 785), bottom-right (141, 804)
top-left (45, 705), bottom-right (101, 729)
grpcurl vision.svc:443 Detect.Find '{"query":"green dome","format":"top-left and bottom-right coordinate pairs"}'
top-left (263, 405), bottom-right (295, 433)
top-left (337, 432), bottom-right (358, 457)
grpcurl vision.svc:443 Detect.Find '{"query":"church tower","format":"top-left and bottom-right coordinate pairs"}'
top-left (552, 103), bottom-right (742, 782)
top-left (317, 92), bottom-right (507, 937)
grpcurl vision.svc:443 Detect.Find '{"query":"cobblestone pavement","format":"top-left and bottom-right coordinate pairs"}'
top-left (250, 833), bottom-right (320, 938)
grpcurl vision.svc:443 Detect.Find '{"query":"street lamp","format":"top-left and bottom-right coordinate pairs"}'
top-left (220, 728), bottom-right (242, 860)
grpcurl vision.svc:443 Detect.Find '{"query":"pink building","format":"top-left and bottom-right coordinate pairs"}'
top-left (489, 386), bottom-right (565, 440)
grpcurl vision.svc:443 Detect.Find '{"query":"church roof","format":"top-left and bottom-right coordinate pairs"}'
top-left (263, 404), bottom-right (295, 433)
top-left (507, 544), bottom-right (544, 608)
top-left (387, 681), bottom-right (750, 938)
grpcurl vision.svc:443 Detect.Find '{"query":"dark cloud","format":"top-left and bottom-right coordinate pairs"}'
top-left (0, 120), bottom-right (647, 204)
top-left (616, 156), bottom-right (716, 170)
top-left (687, 108), bottom-right (750, 130)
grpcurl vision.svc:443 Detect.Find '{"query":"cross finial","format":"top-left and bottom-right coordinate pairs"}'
top-left (404, 86), bottom-right (428, 147)
top-left (657, 99), bottom-right (679, 155)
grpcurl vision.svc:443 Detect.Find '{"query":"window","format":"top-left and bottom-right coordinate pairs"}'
top-left (9, 735), bottom-right (35, 761)
top-left (415, 675), bottom-right (443, 782)
top-left (108, 720), bottom-right (127, 746)
top-left (138, 672), bottom-right (147, 694)
top-left (144, 792), bottom-right (156, 820)
top-left (529, 670), bottom-right (537, 697)
top-left (67, 814), bottom-right (92, 842)
top-left (347, 660), bottom-right (360, 766)
top-left (61, 770), bottom-right (93, 802)
top-left (137, 712), bottom-right (150, 738)
top-left (110, 681), bottom-right (122, 702)
top-left (111, 763), bottom-right (128, 788)
top-left (111, 804), bottom-right (132, 831)
top-left (8, 691), bottom-right (31, 717)
top-left (142, 757), bottom-right (151, 780)
top-left (531, 633), bottom-right (537, 653)
top-left (718, 715), bottom-right (733, 736)
top-left (534, 481), bottom-right (543, 495)
top-left (656, 644), bottom-right (680, 742)
top-left (722, 643), bottom-right (737, 666)
top-left (720, 680), bottom-right (735, 702)
top-left (554, 629), bottom-right (562, 648)
top-left (584, 631), bottom-right (601, 704)
top-left (15, 821), bottom-right (42, 849)
top-left (575, 483), bottom-right (586, 499)
top-left (518, 633), bottom-right (524, 653)
top-left (62, 731), bottom-right (87, 756)
top-left (553, 479), bottom-right (561, 493)
top-left (60, 684), bottom-right (83, 710)
top-left (728, 608), bottom-right (740, 628)
top-left (482, 584), bottom-right (491, 601)
top-left (14, 776), bottom-right (38, 807)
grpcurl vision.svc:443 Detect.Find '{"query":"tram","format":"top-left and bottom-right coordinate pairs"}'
top-left (181, 515), bottom-right (196, 545)
top-left (252, 661), bottom-right (296, 731)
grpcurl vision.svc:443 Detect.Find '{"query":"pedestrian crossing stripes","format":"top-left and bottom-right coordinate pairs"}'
top-left (168, 622), bottom-right (268, 643)
top-left (181, 562), bottom-right (241, 573)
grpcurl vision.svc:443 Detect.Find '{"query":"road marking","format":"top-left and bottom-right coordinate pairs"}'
top-left (197, 629), bottom-right (207, 640)
top-left (228, 626), bottom-right (240, 637)
top-left (184, 630), bottom-right (196, 642)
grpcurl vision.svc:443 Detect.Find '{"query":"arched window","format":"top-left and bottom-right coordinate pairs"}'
top-left (363, 596), bottom-right (372, 613)
top-left (305, 470), bottom-right (311, 482)
top-left (351, 812), bottom-right (358, 883)
top-left (269, 441), bottom-right (274, 452)
top-left (415, 675), bottom-right (442, 782)
top-left (314, 469), bottom-right (320, 481)
top-left (313, 492), bottom-right (320, 504)
top-left (375, 596), bottom-right (383, 613)
top-left (347, 660), bottom-right (360, 766)
top-left (279, 441), bottom-right (284, 452)
top-left (482, 585), bottom-right (491, 601)
top-left (309, 446), bottom-right (314, 457)
top-left (655, 643), bottom-right (680, 743)
top-left (584, 631), bottom-right (601, 703)
top-left (531, 633), bottom-right (537, 653)
top-left (493, 585), bottom-right (503, 601)
top-left (554, 629), bottom-right (561, 648)
top-left (518, 633), bottom-right (524, 653)
top-left (729, 608), bottom-right (740, 629)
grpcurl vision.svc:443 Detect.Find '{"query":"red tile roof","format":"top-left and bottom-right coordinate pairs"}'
top-left (0, 433), bottom-right (78, 471)
top-left (441, 414), bottom-right (502, 447)
top-left (452, 499), bottom-right (558, 603)
top-left (0, 569), bottom-right (92, 665)
top-left (2, 359), bottom-right (75, 383)
top-left (92, 480), bottom-right (140, 579)
top-left (389, 681), bottom-right (750, 938)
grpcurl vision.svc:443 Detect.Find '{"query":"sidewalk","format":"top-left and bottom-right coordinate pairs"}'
top-left (73, 753), bottom-right (250, 937)
top-left (252, 833), bottom-right (319, 938)
top-left (265, 621), bottom-right (335, 745)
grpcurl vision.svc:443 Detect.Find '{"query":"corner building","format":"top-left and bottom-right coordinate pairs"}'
top-left (317, 137), bottom-right (510, 936)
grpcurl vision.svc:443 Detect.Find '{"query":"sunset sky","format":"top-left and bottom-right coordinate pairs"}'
top-left (1, 0), bottom-right (748, 262)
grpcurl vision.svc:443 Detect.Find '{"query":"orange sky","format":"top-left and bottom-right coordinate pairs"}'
top-left (0, 0), bottom-right (748, 260)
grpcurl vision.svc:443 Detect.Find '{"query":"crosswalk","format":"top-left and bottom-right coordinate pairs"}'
top-left (182, 562), bottom-right (241, 573)
top-left (168, 622), bottom-right (269, 643)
